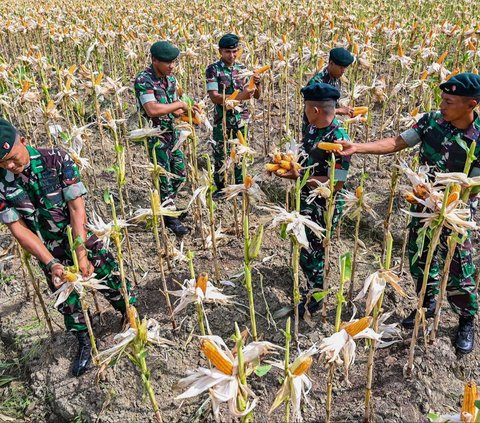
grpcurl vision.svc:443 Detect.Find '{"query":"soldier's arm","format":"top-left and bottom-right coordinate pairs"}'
top-left (336, 136), bottom-right (408, 156)
top-left (142, 100), bottom-right (187, 118)
top-left (67, 196), bottom-right (92, 275)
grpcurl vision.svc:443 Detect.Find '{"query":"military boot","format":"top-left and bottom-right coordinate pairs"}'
top-left (455, 316), bottom-right (475, 355)
top-left (72, 330), bottom-right (92, 377)
top-left (164, 216), bottom-right (189, 236)
top-left (401, 296), bottom-right (436, 329)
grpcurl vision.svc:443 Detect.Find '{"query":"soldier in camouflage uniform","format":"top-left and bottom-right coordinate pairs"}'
top-left (205, 34), bottom-right (262, 194)
top-left (0, 118), bottom-right (135, 376)
top-left (279, 83), bottom-right (351, 318)
top-left (337, 72), bottom-right (480, 354)
top-left (134, 41), bottom-right (193, 235)
top-left (302, 48), bottom-right (355, 137)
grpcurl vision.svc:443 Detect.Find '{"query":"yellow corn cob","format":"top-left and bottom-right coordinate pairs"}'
top-left (293, 162), bottom-right (302, 171)
top-left (237, 130), bottom-right (246, 146)
top-left (451, 184), bottom-right (462, 194)
top-left (279, 160), bottom-right (292, 170)
top-left (460, 380), bottom-right (478, 422)
top-left (413, 183), bottom-right (429, 200)
top-left (398, 44), bottom-right (404, 57)
top-left (265, 163), bottom-right (281, 172)
top-left (247, 76), bottom-right (256, 91)
top-left (177, 84), bottom-right (184, 97)
top-left (276, 168), bottom-right (288, 176)
top-left (226, 90), bottom-right (239, 101)
top-left (317, 142), bottom-right (343, 152)
top-left (244, 175), bottom-right (254, 189)
top-left (344, 316), bottom-right (372, 337)
top-left (230, 148), bottom-right (237, 160)
top-left (436, 51), bottom-right (448, 65)
top-left (404, 192), bottom-right (418, 204)
top-left (420, 70), bottom-right (428, 81)
top-left (446, 191), bottom-right (459, 206)
top-left (62, 270), bottom-right (78, 283)
top-left (236, 48), bottom-right (244, 60)
top-left (179, 114), bottom-right (201, 125)
top-left (355, 187), bottom-right (364, 199)
top-left (196, 273), bottom-right (208, 294)
top-left (201, 339), bottom-right (233, 375)
top-left (273, 152), bottom-right (283, 163)
top-left (291, 355), bottom-right (313, 376)
top-left (410, 107), bottom-right (419, 117)
top-left (468, 40), bottom-right (476, 51)
top-left (254, 65), bottom-right (271, 74)
top-left (284, 153), bottom-right (295, 162)
top-left (126, 305), bottom-right (138, 329)
top-left (277, 51), bottom-right (285, 61)
top-left (317, 57), bottom-right (325, 71)
top-left (353, 106), bottom-right (368, 117)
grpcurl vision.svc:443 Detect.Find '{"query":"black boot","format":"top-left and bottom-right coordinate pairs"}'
top-left (455, 316), bottom-right (475, 355)
top-left (402, 297), bottom-right (436, 329)
top-left (164, 216), bottom-right (189, 236)
top-left (72, 330), bottom-right (92, 377)
top-left (298, 297), bottom-right (322, 320)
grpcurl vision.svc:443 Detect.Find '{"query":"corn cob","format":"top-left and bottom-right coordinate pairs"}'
top-left (355, 187), bottom-right (364, 198)
top-left (451, 184), bottom-right (462, 194)
top-left (196, 273), bottom-right (208, 294)
top-left (226, 90), bottom-right (239, 101)
top-left (446, 191), bottom-right (459, 206)
top-left (317, 142), bottom-right (343, 152)
top-left (265, 163), bottom-right (281, 172)
top-left (244, 175), bottom-right (254, 189)
top-left (353, 106), bottom-right (368, 117)
top-left (254, 65), bottom-right (271, 74)
top-left (179, 114), bottom-right (201, 125)
top-left (127, 305), bottom-right (138, 329)
top-left (279, 160), bottom-right (292, 170)
top-left (62, 270), bottom-right (78, 282)
top-left (276, 168), bottom-right (288, 176)
top-left (404, 192), bottom-right (418, 204)
top-left (343, 316), bottom-right (372, 336)
top-left (237, 130), bottom-right (246, 145)
top-left (460, 380), bottom-right (478, 422)
top-left (201, 339), bottom-right (234, 375)
top-left (291, 355), bottom-right (313, 376)
top-left (247, 76), bottom-right (255, 91)
top-left (272, 152), bottom-right (283, 163)
top-left (413, 183), bottom-right (429, 199)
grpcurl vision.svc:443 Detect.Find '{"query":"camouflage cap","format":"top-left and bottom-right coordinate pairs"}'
top-left (0, 118), bottom-right (16, 160)
top-left (440, 73), bottom-right (480, 97)
top-left (150, 41), bottom-right (180, 62)
top-left (301, 83), bottom-right (340, 101)
top-left (219, 33), bottom-right (239, 49)
top-left (329, 47), bottom-right (355, 67)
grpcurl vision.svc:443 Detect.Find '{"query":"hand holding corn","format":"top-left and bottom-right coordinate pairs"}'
top-left (50, 262), bottom-right (66, 288)
top-left (265, 151), bottom-right (301, 179)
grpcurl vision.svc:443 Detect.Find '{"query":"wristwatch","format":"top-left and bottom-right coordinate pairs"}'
top-left (46, 258), bottom-right (61, 271)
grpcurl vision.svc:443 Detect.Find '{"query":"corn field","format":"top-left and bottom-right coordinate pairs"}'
top-left (1, 0), bottom-right (480, 421)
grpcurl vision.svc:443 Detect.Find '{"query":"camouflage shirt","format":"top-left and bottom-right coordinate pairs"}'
top-left (134, 65), bottom-right (179, 132)
top-left (301, 118), bottom-right (351, 182)
top-left (0, 146), bottom-right (87, 252)
top-left (307, 66), bottom-right (341, 91)
top-left (401, 111), bottom-right (480, 176)
top-left (205, 59), bottom-right (249, 128)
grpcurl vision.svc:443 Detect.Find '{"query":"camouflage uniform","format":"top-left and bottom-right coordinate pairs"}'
top-left (401, 111), bottom-right (480, 317)
top-left (301, 67), bottom-right (342, 137)
top-left (300, 118), bottom-right (351, 296)
top-left (205, 60), bottom-right (249, 188)
top-left (0, 147), bottom-right (135, 331)
top-left (134, 65), bottom-right (186, 204)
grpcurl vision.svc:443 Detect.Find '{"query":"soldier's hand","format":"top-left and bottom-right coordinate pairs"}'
top-left (278, 167), bottom-right (300, 180)
top-left (335, 140), bottom-right (357, 156)
top-left (178, 100), bottom-right (189, 113)
top-left (253, 74), bottom-right (261, 86)
top-left (336, 106), bottom-right (354, 117)
top-left (79, 257), bottom-right (95, 278)
top-left (51, 263), bottom-right (66, 289)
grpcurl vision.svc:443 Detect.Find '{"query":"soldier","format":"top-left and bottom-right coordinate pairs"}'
top-left (0, 118), bottom-right (136, 376)
top-left (336, 73), bottom-right (480, 354)
top-left (302, 47), bottom-right (355, 137)
top-left (205, 33), bottom-right (261, 195)
top-left (280, 83), bottom-right (351, 317)
top-left (134, 40), bottom-right (194, 235)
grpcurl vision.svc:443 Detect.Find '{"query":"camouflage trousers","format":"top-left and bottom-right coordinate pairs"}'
top-left (408, 217), bottom-right (478, 317)
top-left (212, 124), bottom-right (243, 189)
top-left (148, 134), bottom-right (186, 203)
top-left (299, 189), bottom-right (345, 297)
top-left (43, 233), bottom-right (136, 332)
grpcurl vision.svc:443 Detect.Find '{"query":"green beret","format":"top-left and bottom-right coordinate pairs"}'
top-left (329, 47), bottom-right (355, 67)
top-left (219, 33), bottom-right (239, 49)
top-left (301, 83), bottom-right (340, 102)
top-left (0, 118), bottom-right (16, 160)
top-left (150, 41), bottom-right (180, 62)
top-left (439, 73), bottom-right (480, 97)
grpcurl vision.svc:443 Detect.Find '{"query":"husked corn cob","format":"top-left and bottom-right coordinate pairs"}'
top-left (244, 175), bottom-right (254, 188)
top-left (404, 191), bottom-right (418, 204)
top-left (460, 380), bottom-right (478, 422)
top-left (291, 355), bottom-right (313, 376)
top-left (127, 305), bottom-right (138, 329)
top-left (265, 163), bottom-right (281, 172)
top-left (179, 114), bottom-right (201, 125)
top-left (446, 191), bottom-right (460, 206)
top-left (343, 316), bottom-right (372, 336)
top-left (353, 106), bottom-right (369, 117)
top-left (201, 339), bottom-right (233, 375)
top-left (451, 183), bottom-right (462, 194)
top-left (255, 65), bottom-right (271, 74)
top-left (355, 187), bottom-right (364, 198)
top-left (413, 183), bottom-right (429, 200)
top-left (226, 90), bottom-right (239, 101)
top-left (237, 130), bottom-right (246, 145)
top-left (196, 273), bottom-right (208, 294)
top-left (62, 270), bottom-right (78, 282)
top-left (276, 168), bottom-right (288, 176)
top-left (247, 76), bottom-right (255, 91)
top-left (279, 160), bottom-right (292, 170)
top-left (317, 142), bottom-right (343, 152)
top-left (273, 152), bottom-right (283, 163)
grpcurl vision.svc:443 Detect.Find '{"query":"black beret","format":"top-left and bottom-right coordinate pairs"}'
top-left (439, 72), bottom-right (480, 97)
top-left (219, 33), bottom-right (239, 49)
top-left (329, 47), bottom-right (355, 67)
top-left (301, 83), bottom-right (340, 102)
top-left (150, 41), bottom-right (180, 62)
top-left (0, 118), bottom-right (16, 160)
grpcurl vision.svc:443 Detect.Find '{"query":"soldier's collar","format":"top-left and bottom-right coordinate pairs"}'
top-left (219, 59), bottom-right (235, 69)
top-left (439, 112), bottom-right (480, 141)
